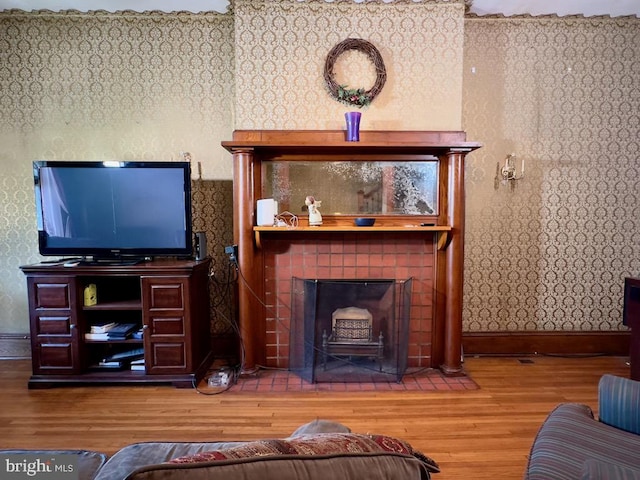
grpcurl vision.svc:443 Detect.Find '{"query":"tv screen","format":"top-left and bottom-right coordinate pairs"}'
top-left (33, 161), bottom-right (193, 262)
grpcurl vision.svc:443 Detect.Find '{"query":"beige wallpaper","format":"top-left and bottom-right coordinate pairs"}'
top-left (1, 2), bottom-right (639, 343)
top-left (462, 16), bottom-right (640, 332)
top-left (0, 10), bottom-right (235, 332)
top-left (233, 0), bottom-right (465, 130)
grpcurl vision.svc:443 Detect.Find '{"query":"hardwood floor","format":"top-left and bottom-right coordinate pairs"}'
top-left (0, 355), bottom-right (630, 479)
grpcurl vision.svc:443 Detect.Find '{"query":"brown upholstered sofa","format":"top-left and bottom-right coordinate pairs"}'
top-left (1, 420), bottom-right (439, 480)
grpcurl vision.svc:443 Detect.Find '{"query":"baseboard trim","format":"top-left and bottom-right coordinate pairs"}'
top-left (1, 331), bottom-right (630, 360)
top-left (463, 331), bottom-right (630, 356)
top-left (0, 333), bottom-right (31, 359)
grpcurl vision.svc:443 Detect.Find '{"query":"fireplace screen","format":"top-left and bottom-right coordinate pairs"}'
top-left (289, 277), bottom-right (412, 383)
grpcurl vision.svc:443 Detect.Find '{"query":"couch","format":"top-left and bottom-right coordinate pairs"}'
top-left (525, 374), bottom-right (640, 479)
top-left (0, 420), bottom-right (439, 480)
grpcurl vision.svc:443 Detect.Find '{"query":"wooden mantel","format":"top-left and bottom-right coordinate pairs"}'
top-left (222, 130), bottom-right (481, 376)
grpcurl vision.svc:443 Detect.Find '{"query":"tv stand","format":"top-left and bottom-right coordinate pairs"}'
top-left (20, 259), bottom-right (212, 389)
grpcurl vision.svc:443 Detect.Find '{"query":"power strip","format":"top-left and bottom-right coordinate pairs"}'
top-left (207, 369), bottom-right (230, 388)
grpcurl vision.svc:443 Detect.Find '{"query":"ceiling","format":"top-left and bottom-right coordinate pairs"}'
top-left (0, 0), bottom-right (639, 17)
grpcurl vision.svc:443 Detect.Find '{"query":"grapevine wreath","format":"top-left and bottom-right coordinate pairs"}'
top-left (323, 38), bottom-right (387, 108)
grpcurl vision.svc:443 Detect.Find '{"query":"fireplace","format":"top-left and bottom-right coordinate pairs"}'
top-left (222, 130), bottom-right (481, 375)
top-left (289, 278), bottom-right (412, 383)
top-left (261, 232), bottom-right (435, 372)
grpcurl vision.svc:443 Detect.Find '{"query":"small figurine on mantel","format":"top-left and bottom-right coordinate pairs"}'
top-left (305, 196), bottom-right (323, 226)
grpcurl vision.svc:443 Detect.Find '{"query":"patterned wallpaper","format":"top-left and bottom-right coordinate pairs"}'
top-left (191, 179), bottom-right (235, 335)
top-left (0, 10), bottom-right (234, 332)
top-left (233, 0), bottom-right (465, 130)
top-left (1, 2), bottom-right (639, 342)
top-left (462, 16), bottom-right (640, 331)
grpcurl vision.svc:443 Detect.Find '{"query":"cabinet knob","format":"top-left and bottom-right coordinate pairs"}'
top-left (142, 325), bottom-right (149, 330)
top-left (70, 324), bottom-right (76, 329)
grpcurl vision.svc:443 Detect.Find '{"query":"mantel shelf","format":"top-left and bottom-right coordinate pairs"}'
top-left (253, 225), bottom-right (452, 250)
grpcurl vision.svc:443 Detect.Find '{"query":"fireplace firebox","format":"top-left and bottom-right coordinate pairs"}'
top-left (289, 278), bottom-right (412, 383)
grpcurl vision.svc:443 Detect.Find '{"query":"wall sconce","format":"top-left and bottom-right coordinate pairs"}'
top-left (494, 153), bottom-right (524, 191)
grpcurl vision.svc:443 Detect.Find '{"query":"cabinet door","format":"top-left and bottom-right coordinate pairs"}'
top-left (27, 276), bottom-right (81, 374)
top-left (141, 276), bottom-right (192, 374)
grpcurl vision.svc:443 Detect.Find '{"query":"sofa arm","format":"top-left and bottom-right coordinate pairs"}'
top-left (598, 374), bottom-right (640, 435)
top-left (581, 459), bottom-right (640, 480)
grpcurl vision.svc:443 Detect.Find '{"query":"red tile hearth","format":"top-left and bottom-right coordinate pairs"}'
top-left (227, 368), bottom-right (479, 393)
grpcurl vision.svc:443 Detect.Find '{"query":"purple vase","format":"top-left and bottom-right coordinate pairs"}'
top-left (345, 111), bottom-right (361, 142)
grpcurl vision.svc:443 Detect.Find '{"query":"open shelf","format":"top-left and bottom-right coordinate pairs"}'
top-left (83, 338), bottom-right (143, 344)
top-left (83, 299), bottom-right (142, 310)
top-left (254, 225), bottom-right (452, 250)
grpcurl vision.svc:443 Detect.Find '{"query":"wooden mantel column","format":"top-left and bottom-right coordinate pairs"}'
top-left (231, 147), bottom-right (264, 371)
top-left (442, 149), bottom-right (468, 375)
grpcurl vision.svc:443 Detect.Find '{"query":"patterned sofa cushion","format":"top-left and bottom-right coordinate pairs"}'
top-left (92, 419), bottom-right (438, 480)
top-left (93, 442), bottom-right (247, 480)
top-left (118, 433), bottom-right (438, 480)
top-left (168, 433), bottom-right (438, 471)
top-left (130, 453), bottom-right (435, 480)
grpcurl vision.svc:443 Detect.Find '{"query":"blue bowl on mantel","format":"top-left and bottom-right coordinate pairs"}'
top-left (354, 217), bottom-right (376, 227)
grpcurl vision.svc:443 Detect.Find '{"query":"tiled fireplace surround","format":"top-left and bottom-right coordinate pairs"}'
top-left (263, 232), bottom-right (435, 369)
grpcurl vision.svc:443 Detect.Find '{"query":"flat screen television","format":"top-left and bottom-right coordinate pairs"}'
top-left (33, 161), bottom-right (193, 263)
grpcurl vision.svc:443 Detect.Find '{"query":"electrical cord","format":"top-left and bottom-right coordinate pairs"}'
top-left (192, 260), bottom-right (246, 395)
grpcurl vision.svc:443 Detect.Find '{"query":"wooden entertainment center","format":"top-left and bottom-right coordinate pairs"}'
top-left (20, 259), bottom-right (212, 388)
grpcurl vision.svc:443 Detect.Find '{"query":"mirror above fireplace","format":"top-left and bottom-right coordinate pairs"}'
top-left (262, 160), bottom-right (439, 216)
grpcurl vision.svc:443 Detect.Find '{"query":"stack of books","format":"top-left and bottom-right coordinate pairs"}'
top-left (84, 321), bottom-right (117, 340)
top-left (130, 358), bottom-right (145, 371)
top-left (92, 321), bottom-right (116, 333)
top-left (96, 347), bottom-right (145, 370)
top-left (84, 323), bottom-right (138, 341)
top-left (131, 327), bottom-right (144, 340)
top-left (97, 359), bottom-right (124, 369)
top-left (106, 323), bottom-right (138, 340)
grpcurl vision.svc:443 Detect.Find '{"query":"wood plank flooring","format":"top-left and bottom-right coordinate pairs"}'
top-left (0, 355), bottom-right (630, 479)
